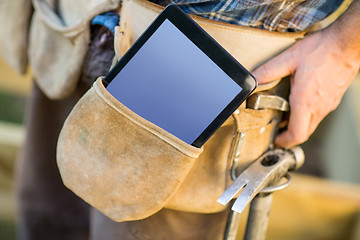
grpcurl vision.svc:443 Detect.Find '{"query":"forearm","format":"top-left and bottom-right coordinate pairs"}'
top-left (327, 0), bottom-right (360, 63)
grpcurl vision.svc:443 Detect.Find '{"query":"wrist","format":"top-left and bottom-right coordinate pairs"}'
top-left (324, 25), bottom-right (360, 66)
top-left (325, 0), bottom-right (360, 64)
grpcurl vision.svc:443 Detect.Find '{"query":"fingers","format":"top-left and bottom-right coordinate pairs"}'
top-left (252, 49), bottom-right (297, 85)
top-left (307, 109), bottom-right (327, 137)
top-left (257, 29), bottom-right (358, 148)
top-left (275, 105), bottom-right (312, 148)
top-left (275, 104), bottom-right (329, 148)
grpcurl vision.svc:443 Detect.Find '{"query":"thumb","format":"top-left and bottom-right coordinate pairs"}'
top-left (252, 50), bottom-right (297, 85)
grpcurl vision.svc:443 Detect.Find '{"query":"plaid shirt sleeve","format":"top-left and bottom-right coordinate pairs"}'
top-left (152, 0), bottom-right (343, 32)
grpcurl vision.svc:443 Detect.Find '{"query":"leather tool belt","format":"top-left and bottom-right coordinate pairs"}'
top-left (56, 0), bottom-right (351, 222)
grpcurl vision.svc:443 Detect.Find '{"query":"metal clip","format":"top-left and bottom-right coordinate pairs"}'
top-left (247, 93), bottom-right (289, 111)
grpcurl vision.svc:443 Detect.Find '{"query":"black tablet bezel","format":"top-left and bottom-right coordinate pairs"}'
top-left (104, 4), bottom-right (257, 148)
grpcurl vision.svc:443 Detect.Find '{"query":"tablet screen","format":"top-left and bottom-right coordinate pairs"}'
top-left (106, 19), bottom-right (242, 145)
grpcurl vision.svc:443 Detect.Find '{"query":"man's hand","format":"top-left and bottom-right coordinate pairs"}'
top-left (252, 1), bottom-right (360, 148)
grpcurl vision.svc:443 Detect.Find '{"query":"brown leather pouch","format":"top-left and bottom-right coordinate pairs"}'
top-left (57, 77), bottom-right (203, 222)
top-left (28, 0), bottom-right (120, 99)
top-left (57, 76), bottom-right (281, 221)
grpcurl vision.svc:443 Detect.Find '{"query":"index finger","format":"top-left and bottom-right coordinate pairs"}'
top-left (252, 49), bottom-right (296, 85)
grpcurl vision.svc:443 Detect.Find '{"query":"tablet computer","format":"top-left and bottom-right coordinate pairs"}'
top-left (104, 4), bottom-right (257, 148)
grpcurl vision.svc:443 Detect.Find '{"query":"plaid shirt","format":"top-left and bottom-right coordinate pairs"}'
top-left (153, 0), bottom-right (343, 32)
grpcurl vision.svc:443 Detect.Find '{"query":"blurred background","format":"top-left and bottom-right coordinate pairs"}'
top-left (0, 56), bottom-right (31, 239)
top-left (0, 53), bottom-right (359, 239)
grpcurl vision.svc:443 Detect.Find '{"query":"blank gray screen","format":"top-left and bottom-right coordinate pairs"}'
top-left (107, 19), bottom-right (242, 145)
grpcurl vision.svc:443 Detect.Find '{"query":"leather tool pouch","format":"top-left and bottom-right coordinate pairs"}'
top-left (29, 12), bottom-right (90, 99)
top-left (28, 0), bottom-right (120, 99)
top-left (57, 77), bottom-right (281, 222)
top-left (57, 77), bottom-right (203, 222)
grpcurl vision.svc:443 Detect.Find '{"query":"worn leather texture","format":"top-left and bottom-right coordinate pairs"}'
top-left (28, 0), bottom-right (121, 99)
top-left (57, 78), bottom-right (203, 222)
top-left (165, 109), bottom-right (280, 213)
top-left (57, 77), bottom-right (281, 221)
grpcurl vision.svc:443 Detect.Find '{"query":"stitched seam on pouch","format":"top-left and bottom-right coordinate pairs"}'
top-left (93, 79), bottom-right (203, 157)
